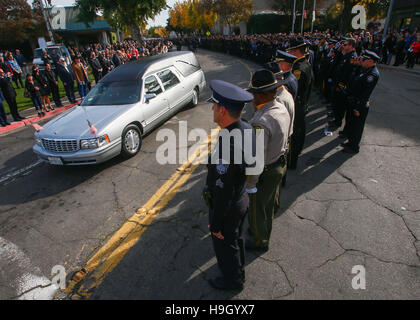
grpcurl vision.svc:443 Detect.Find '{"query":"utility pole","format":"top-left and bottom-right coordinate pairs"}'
top-left (382, 0), bottom-right (395, 42)
top-left (311, 0), bottom-right (316, 33)
top-left (39, 0), bottom-right (55, 44)
top-left (292, 0), bottom-right (297, 34)
top-left (300, 0), bottom-right (306, 34)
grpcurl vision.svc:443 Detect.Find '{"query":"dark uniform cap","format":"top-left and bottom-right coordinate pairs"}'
top-left (361, 50), bottom-right (380, 62)
top-left (263, 62), bottom-right (282, 75)
top-left (286, 37), bottom-right (307, 51)
top-left (247, 69), bottom-right (278, 93)
top-left (207, 80), bottom-right (254, 110)
top-left (276, 50), bottom-right (297, 64)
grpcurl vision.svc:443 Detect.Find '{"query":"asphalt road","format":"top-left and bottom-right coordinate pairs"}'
top-left (0, 50), bottom-right (419, 300)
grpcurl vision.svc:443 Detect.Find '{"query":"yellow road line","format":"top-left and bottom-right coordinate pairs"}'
top-left (66, 130), bottom-right (218, 298)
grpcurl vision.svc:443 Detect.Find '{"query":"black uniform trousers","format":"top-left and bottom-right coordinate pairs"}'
top-left (332, 88), bottom-right (347, 127)
top-left (347, 104), bottom-right (369, 151)
top-left (209, 194), bottom-right (248, 284)
top-left (289, 103), bottom-right (306, 169)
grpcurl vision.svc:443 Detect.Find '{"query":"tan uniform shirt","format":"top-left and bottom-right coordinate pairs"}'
top-left (276, 86), bottom-right (295, 137)
top-left (247, 99), bottom-right (291, 189)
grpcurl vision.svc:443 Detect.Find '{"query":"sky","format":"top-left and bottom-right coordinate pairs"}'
top-left (30, 0), bottom-right (177, 27)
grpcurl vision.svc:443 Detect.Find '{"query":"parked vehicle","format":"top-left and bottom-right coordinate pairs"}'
top-left (32, 45), bottom-right (72, 70)
top-left (33, 51), bottom-right (206, 165)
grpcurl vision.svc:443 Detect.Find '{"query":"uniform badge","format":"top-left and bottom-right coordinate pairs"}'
top-left (367, 75), bottom-right (375, 83)
top-left (216, 164), bottom-right (228, 175)
top-left (293, 70), bottom-right (301, 80)
top-left (215, 178), bottom-right (224, 188)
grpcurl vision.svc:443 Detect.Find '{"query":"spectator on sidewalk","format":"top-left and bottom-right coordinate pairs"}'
top-left (25, 74), bottom-right (45, 117)
top-left (72, 56), bottom-right (89, 100)
top-left (43, 63), bottom-right (62, 108)
top-left (14, 49), bottom-right (27, 71)
top-left (406, 33), bottom-right (420, 69)
top-left (0, 88), bottom-right (11, 126)
top-left (89, 51), bottom-right (103, 84)
top-left (0, 56), bottom-right (11, 75)
top-left (0, 67), bottom-right (24, 121)
top-left (32, 65), bottom-right (52, 112)
top-left (7, 53), bottom-right (24, 89)
top-left (56, 58), bottom-right (76, 103)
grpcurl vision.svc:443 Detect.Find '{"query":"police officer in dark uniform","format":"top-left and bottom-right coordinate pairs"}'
top-left (341, 50), bottom-right (380, 154)
top-left (286, 38), bottom-right (312, 169)
top-left (329, 38), bottom-right (358, 131)
top-left (204, 80), bottom-right (254, 291)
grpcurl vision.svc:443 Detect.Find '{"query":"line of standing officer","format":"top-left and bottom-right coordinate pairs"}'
top-left (204, 80), bottom-right (255, 291)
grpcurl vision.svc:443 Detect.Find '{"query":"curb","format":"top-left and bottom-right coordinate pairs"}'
top-left (0, 101), bottom-right (80, 135)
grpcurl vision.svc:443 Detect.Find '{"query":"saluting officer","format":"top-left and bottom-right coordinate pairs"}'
top-left (286, 38), bottom-right (313, 169)
top-left (204, 80), bottom-right (254, 291)
top-left (341, 50), bottom-right (380, 154)
top-left (245, 70), bottom-right (291, 252)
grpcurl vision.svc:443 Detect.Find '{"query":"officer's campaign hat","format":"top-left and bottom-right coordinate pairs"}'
top-left (263, 62), bottom-right (288, 86)
top-left (207, 80), bottom-right (253, 110)
top-left (360, 50), bottom-right (380, 62)
top-left (247, 69), bottom-right (278, 94)
top-left (286, 37), bottom-right (307, 51)
top-left (275, 50), bottom-right (297, 64)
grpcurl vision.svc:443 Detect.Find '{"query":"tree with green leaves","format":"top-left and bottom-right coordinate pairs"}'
top-left (75, 0), bottom-right (168, 41)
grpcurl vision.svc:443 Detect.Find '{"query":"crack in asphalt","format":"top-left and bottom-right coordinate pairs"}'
top-left (337, 170), bottom-right (420, 261)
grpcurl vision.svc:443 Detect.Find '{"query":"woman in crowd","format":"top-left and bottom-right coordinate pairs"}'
top-left (25, 74), bottom-right (45, 117)
top-left (32, 65), bottom-right (53, 112)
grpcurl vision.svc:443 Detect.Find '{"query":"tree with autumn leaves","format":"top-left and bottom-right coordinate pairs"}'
top-left (0, 0), bottom-right (48, 47)
top-left (169, 0), bottom-right (253, 34)
top-left (169, 0), bottom-right (217, 34)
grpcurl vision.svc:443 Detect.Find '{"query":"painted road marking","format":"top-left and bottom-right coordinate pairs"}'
top-left (66, 130), bottom-right (218, 298)
top-left (0, 160), bottom-right (43, 185)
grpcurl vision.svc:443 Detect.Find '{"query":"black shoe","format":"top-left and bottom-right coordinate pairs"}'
top-left (245, 239), bottom-right (269, 252)
top-left (208, 277), bottom-right (243, 291)
top-left (342, 146), bottom-right (359, 154)
top-left (5, 121), bottom-right (11, 125)
top-left (17, 116), bottom-right (25, 120)
top-left (340, 142), bottom-right (351, 148)
top-left (1, 123), bottom-right (6, 127)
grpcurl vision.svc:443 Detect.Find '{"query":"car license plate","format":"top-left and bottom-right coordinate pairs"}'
top-left (48, 157), bottom-right (63, 165)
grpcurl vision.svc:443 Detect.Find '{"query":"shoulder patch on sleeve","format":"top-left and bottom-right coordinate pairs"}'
top-left (366, 75), bottom-right (375, 83)
top-left (253, 125), bottom-right (263, 131)
top-left (293, 70), bottom-right (301, 80)
top-left (216, 164), bottom-right (228, 175)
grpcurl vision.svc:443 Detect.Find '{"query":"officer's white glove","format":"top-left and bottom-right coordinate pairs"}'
top-left (246, 188), bottom-right (258, 194)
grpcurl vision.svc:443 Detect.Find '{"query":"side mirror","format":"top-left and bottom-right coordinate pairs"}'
top-left (144, 93), bottom-right (157, 103)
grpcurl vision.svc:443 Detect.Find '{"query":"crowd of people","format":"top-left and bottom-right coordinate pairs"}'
top-left (200, 30), bottom-right (390, 290)
top-left (0, 39), bottom-right (174, 126)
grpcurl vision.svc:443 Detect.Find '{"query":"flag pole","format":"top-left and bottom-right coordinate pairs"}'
top-left (300, 0), bottom-right (306, 34)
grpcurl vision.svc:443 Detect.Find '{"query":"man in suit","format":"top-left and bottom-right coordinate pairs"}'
top-left (0, 88), bottom-right (11, 126)
top-left (0, 67), bottom-right (24, 121)
top-left (56, 58), bottom-right (76, 103)
top-left (89, 51), bottom-right (103, 84)
top-left (43, 63), bottom-right (62, 108)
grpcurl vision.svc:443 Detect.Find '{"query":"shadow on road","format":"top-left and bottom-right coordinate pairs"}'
top-left (85, 88), bottom-right (353, 300)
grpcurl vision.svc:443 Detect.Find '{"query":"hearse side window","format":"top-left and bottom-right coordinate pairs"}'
top-left (157, 69), bottom-right (180, 90)
top-left (144, 75), bottom-right (163, 95)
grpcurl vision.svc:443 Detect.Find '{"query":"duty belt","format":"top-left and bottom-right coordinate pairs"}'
top-left (264, 154), bottom-right (286, 172)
